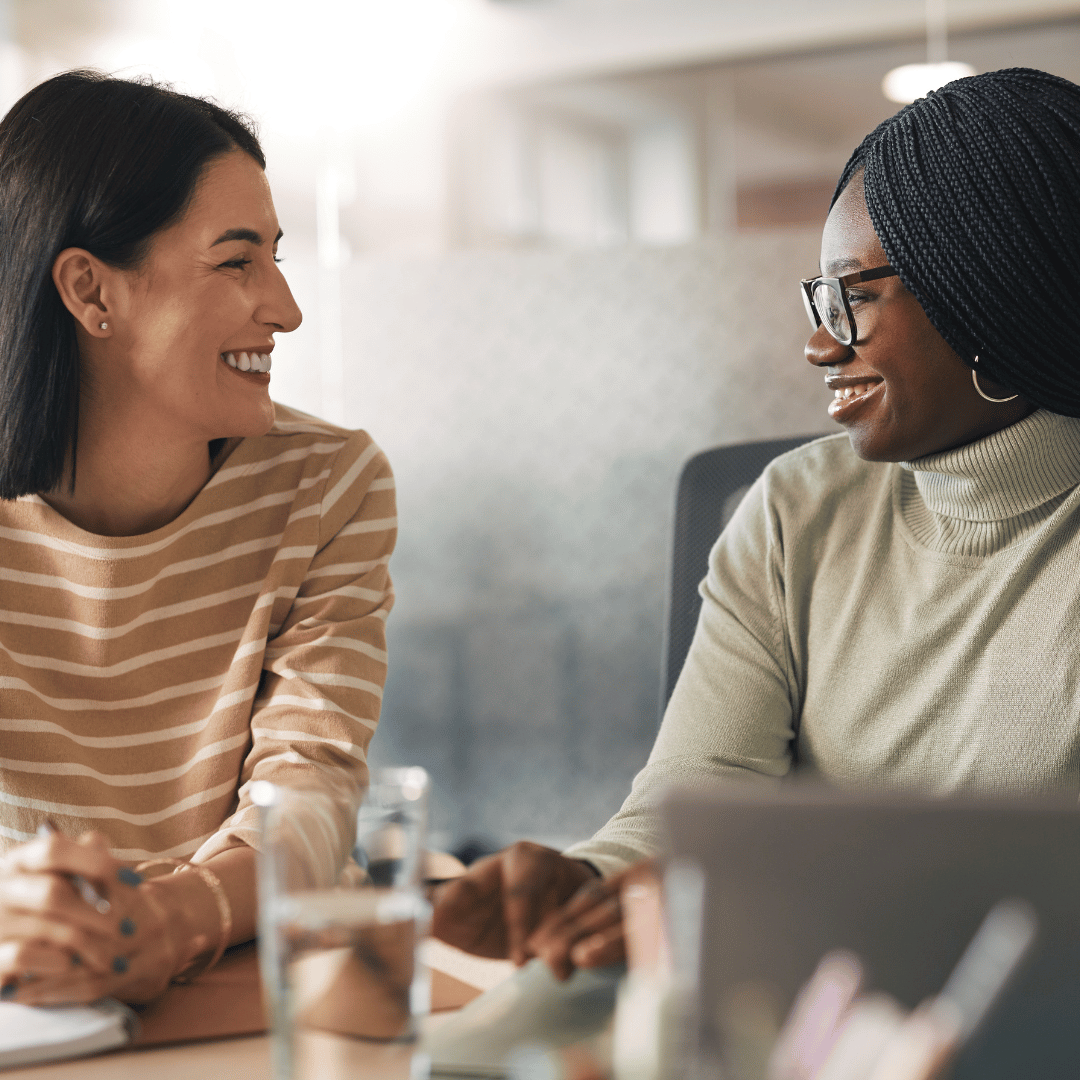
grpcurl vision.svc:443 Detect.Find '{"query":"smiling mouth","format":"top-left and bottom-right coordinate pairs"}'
top-left (222, 351), bottom-right (272, 373)
top-left (826, 378), bottom-right (882, 419)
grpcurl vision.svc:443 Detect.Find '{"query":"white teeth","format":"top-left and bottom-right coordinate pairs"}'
top-left (834, 382), bottom-right (875, 401)
top-left (223, 351), bottom-right (272, 373)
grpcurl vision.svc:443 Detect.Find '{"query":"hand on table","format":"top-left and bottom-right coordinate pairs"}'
top-left (0, 830), bottom-right (205, 1005)
top-left (431, 842), bottom-right (597, 964)
top-left (432, 840), bottom-right (642, 979)
top-left (525, 866), bottom-right (635, 979)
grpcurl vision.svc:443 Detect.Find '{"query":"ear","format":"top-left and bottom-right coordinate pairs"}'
top-left (51, 248), bottom-right (118, 338)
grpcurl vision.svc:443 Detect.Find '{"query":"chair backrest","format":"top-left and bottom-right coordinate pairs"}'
top-left (659, 435), bottom-right (820, 719)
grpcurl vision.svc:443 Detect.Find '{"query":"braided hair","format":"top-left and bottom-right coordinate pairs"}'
top-left (833, 67), bottom-right (1080, 416)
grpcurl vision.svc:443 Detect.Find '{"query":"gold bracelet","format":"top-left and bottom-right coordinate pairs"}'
top-left (135, 858), bottom-right (234, 983)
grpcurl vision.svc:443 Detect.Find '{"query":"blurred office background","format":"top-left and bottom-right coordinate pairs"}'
top-left (5, 0), bottom-right (1080, 851)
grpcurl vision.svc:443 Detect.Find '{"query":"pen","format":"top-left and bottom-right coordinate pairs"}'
top-left (36, 820), bottom-right (112, 916)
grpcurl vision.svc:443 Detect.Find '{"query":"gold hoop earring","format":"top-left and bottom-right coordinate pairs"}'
top-left (971, 355), bottom-right (1018, 403)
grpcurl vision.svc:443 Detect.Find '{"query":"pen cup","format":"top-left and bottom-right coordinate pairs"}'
top-left (254, 769), bottom-right (432, 1080)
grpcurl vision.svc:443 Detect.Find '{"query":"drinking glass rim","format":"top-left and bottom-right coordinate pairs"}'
top-left (366, 766), bottom-right (430, 801)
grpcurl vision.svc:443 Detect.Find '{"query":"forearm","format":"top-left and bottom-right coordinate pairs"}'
top-left (566, 754), bottom-right (784, 876)
top-left (141, 846), bottom-right (257, 970)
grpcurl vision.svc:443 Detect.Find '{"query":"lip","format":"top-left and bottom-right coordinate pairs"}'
top-left (826, 375), bottom-right (883, 421)
top-left (222, 364), bottom-right (270, 383)
top-left (824, 373), bottom-right (881, 390)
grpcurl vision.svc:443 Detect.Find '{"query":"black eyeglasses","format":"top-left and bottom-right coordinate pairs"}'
top-left (800, 265), bottom-right (898, 346)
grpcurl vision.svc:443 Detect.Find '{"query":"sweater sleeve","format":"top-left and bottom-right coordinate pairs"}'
top-left (191, 434), bottom-right (396, 884)
top-left (565, 473), bottom-right (797, 877)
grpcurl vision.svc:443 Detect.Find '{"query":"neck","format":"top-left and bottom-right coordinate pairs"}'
top-left (41, 403), bottom-right (216, 538)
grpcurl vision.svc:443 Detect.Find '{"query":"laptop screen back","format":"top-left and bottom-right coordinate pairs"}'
top-left (662, 787), bottom-right (1080, 1080)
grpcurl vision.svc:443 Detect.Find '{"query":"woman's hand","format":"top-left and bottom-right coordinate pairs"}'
top-left (432, 841), bottom-right (636, 978)
top-left (0, 830), bottom-right (204, 1005)
top-left (524, 868), bottom-right (631, 980)
top-left (432, 842), bottom-right (599, 965)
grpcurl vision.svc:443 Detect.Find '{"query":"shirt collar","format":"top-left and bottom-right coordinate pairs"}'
top-left (901, 410), bottom-right (1080, 522)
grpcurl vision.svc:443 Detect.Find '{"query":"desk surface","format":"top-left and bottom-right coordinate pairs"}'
top-left (4, 1030), bottom-right (428, 1080)
top-left (2, 940), bottom-right (513, 1078)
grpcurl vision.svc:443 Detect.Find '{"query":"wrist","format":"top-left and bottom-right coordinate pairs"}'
top-left (573, 858), bottom-right (602, 880)
top-left (139, 868), bottom-right (219, 976)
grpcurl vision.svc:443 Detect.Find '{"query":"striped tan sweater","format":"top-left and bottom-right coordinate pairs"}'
top-left (0, 404), bottom-right (395, 883)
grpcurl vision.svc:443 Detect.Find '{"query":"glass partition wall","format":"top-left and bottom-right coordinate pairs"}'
top-left (372, 14), bottom-right (1080, 856)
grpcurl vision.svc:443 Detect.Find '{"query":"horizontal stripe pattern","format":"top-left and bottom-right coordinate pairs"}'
top-left (0, 403), bottom-right (395, 883)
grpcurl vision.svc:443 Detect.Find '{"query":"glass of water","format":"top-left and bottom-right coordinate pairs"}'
top-left (254, 769), bottom-right (432, 1080)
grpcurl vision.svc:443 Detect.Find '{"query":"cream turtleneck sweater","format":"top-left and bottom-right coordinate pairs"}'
top-left (568, 410), bottom-right (1080, 876)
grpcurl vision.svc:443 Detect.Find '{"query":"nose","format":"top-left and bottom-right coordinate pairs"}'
top-left (805, 324), bottom-right (851, 368)
top-left (258, 263), bottom-right (303, 334)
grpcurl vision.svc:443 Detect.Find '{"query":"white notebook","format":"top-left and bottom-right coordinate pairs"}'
top-left (0, 999), bottom-right (137, 1067)
top-left (421, 958), bottom-right (622, 1077)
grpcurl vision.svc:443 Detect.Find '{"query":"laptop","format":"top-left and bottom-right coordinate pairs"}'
top-left (661, 785), bottom-right (1080, 1080)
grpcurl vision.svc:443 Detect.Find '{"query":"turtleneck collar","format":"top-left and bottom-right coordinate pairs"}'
top-left (901, 410), bottom-right (1080, 524)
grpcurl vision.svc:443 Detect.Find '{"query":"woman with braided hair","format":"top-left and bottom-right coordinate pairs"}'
top-left (435, 67), bottom-right (1080, 977)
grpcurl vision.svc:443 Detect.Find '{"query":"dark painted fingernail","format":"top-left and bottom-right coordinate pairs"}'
top-left (71, 953), bottom-right (82, 966)
top-left (1, 984), bottom-right (16, 1001)
top-left (119, 917), bottom-right (136, 937)
top-left (117, 868), bottom-right (142, 887)
top-left (112, 956), bottom-right (129, 974)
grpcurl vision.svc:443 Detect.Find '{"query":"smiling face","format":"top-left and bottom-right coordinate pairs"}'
top-left (95, 149), bottom-right (301, 444)
top-left (805, 175), bottom-right (1033, 462)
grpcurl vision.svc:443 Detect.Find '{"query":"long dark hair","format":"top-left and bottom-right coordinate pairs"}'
top-left (0, 71), bottom-right (265, 499)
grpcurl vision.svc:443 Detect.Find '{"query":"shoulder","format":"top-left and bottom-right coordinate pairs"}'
top-left (227, 403), bottom-right (392, 489)
top-left (758, 432), bottom-right (893, 520)
top-left (210, 404), bottom-right (394, 534)
top-left (264, 404), bottom-right (395, 544)
top-left (263, 402), bottom-right (384, 463)
top-left (761, 432), bottom-right (878, 486)
top-left (716, 433), bottom-right (895, 569)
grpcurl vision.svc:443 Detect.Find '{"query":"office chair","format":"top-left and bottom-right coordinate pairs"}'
top-left (659, 435), bottom-right (820, 720)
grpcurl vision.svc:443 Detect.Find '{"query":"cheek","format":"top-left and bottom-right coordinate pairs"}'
top-left (134, 279), bottom-right (246, 353)
top-left (128, 291), bottom-right (200, 356)
top-left (916, 342), bottom-right (974, 405)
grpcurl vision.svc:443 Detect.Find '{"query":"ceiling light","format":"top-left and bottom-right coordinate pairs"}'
top-left (882, 60), bottom-right (977, 104)
top-left (882, 0), bottom-right (975, 104)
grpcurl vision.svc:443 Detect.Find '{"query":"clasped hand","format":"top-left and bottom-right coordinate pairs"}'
top-left (0, 830), bottom-right (205, 1004)
top-left (432, 840), bottom-right (638, 978)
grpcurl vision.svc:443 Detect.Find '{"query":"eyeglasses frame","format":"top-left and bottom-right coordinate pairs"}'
top-left (800, 265), bottom-right (898, 346)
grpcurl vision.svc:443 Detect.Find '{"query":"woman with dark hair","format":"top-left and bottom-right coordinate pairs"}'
top-left (435, 67), bottom-right (1080, 974)
top-left (0, 72), bottom-right (395, 1002)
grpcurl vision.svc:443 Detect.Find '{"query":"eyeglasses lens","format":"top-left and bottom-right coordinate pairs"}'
top-left (812, 281), bottom-right (851, 344)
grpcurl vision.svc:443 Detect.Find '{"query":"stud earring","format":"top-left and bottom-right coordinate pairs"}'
top-left (99, 322), bottom-right (108, 330)
top-left (971, 355), bottom-right (1018, 403)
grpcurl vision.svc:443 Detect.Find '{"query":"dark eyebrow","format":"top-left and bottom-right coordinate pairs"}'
top-left (211, 227), bottom-right (284, 247)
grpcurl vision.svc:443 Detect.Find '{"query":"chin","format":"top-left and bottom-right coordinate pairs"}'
top-left (844, 427), bottom-right (911, 463)
top-left (223, 398), bottom-right (276, 439)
